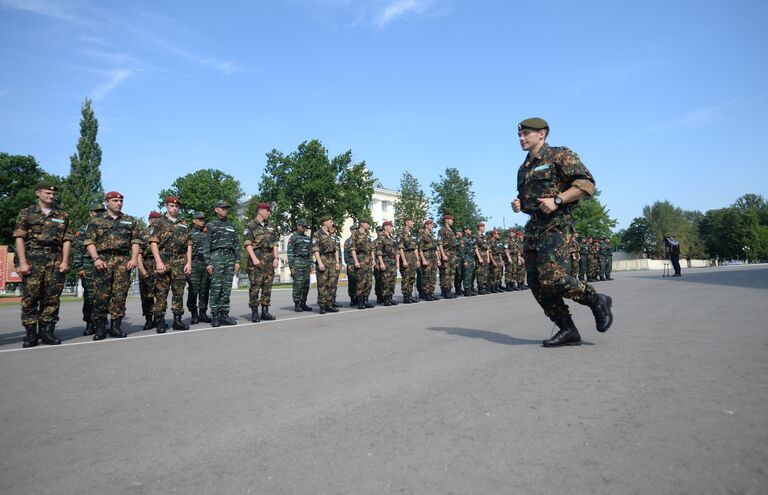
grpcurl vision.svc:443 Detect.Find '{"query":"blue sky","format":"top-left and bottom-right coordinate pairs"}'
top-left (1, 0), bottom-right (766, 230)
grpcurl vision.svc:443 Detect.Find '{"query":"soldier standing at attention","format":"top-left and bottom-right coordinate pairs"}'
top-left (578, 234), bottom-right (589, 282)
top-left (376, 220), bottom-right (399, 306)
top-left (73, 202), bottom-right (105, 336)
top-left (474, 223), bottom-right (491, 294)
top-left (503, 229), bottom-right (516, 291)
top-left (569, 231), bottom-right (582, 282)
top-left (313, 216), bottom-right (340, 314)
top-left (453, 229), bottom-right (464, 296)
top-left (603, 237), bottom-right (614, 280)
top-left (244, 202), bottom-right (279, 322)
top-left (351, 217), bottom-right (376, 309)
top-left (515, 229), bottom-right (528, 290)
top-left (489, 229), bottom-right (505, 292)
top-left (588, 238), bottom-right (600, 282)
top-left (343, 223), bottom-right (358, 307)
top-left (512, 117), bottom-right (613, 347)
top-left (397, 217), bottom-right (420, 303)
top-left (85, 191), bottom-right (142, 341)
top-left (187, 211), bottom-right (212, 324)
top-left (149, 196), bottom-right (192, 333)
top-left (373, 225), bottom-right (385, 303)
top-left (14, 181), bottom-right (73, 347)
top-left (207, 200), bottom-right (241, 327)
top-left (287, 219), bottom-right (313, 312)
top-left (418, 219), bottom-right (441, 301)
top-left (437, 214), bottom-right (458, 299)
top-left (138, 211), bottom-right (162, 330)
top-left (329, 223), bottom-right (343, 308)
top-left (460, 225), bottom-right (477, 296)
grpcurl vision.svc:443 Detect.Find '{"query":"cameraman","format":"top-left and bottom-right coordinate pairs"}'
top-left (665, 236), bottom-right (682, 277)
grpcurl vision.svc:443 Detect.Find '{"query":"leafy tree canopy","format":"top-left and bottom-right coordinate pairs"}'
top-left (430, 167), bottom-right (485, 229)
top-left (394, 171), bottom-right (429, 229)
top-left (158, 168), bottom-right (243, 220)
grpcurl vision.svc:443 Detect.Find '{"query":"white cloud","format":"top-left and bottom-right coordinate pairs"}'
top-left (0, 0), bottom-right (87, 24)
top-left (374, 0), bottom-right (436, 28)
top-left (91, 69), bottom-right (134, 101)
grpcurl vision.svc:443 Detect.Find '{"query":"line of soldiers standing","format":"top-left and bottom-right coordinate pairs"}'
top-left (573, 233), bottom-right (614, 282)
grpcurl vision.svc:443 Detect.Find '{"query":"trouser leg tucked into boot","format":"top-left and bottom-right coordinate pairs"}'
top-left (108, 318), bottom-right (127, 338)
top-left (261, 305), bottom-right (276, 320)
top-left (93, 319), bottom-right (108, 341)
top-left (190, 309), bottom-right (199, 325)
top-left (172, 314), bottom-right (189, 330)
top-left (590, 293), bottom-right (613, 333)
top-left (155, 315), bottom-right (167, 334)
top-left (142, 315), bottom-right (155, 330)
top-left (23, 324), bottom-right (38, 348)
top-left (221, 312), bottom-right (237, 325)
top-left (38, 322), bottom-right (61, 345)
top-left (251, 308), bottom-right (261, 322)
top-left (543, 315), bottom-right (582, 348)
top-left (198, 308), bottom-right (211, 323)
top-left (210, 312), bottom-right (220, 328)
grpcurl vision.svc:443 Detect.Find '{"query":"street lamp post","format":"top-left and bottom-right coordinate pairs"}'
top-left (742, 245), bottom-right (751, 264)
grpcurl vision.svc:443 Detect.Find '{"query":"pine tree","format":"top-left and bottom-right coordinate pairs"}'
top-left (60, 98), bottom-right (104, 229)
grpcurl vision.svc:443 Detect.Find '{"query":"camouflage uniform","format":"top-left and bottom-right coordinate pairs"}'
top-left (398, 227), bottom-right (420, 300)
top-left (187, 221), bottom-right (211, 321)
top-left (578, 238), bottom-right (590, 281)
top-left (570, 236), bottom-right (582, 280)
top-left (343, 232), bottom-right (357, 305)
top-left (287, 224), bottom-right (312, 310)
top-left (489, 234), bottom-right (505, 291)
top-left (602, 240), bottom-right (613, 280)
top-left (418, 225), bottom-right (439, 299)
top-left (437, 223), bottom-right (457, 297)
top-left (244, 219), bottom-right (279, 309)
top-left (207, 215), bottom-right (241, 321)
top-left (459, 231), bottom-right (477, 295)
top-left (503, 235), bottom-right (515, 290)
top-left (587, 240), bottom-right (600, 281)
top-left (138, 222), bottom-right (157, 324)
top-left (351, 227), bottom-right (374, 305)
top-left (312, 226), bottom-right (339, 311)
top-left (475, 231), bottom-right (491, 294)
top-left (85, 210), bottom-right (142, 326)
top-left (73, 223), bottom-right (95, 328)
top-left (376, 230), bottom-right (398, 304)
top-left (14, 202), bottom-right (73, 345)
top-left (149, 215), bottom-right (191, 322)
top-left (331, 231), bottom-right (342, 306)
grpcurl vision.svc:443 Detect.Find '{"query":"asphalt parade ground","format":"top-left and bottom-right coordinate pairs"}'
top-left (1, 265), bottom-right (767, 494)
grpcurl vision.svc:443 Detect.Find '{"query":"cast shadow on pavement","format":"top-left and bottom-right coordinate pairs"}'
top-left (428, 327), bottom-right (543, 346)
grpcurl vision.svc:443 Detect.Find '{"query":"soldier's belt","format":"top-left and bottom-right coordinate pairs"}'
top-left (211, 247), bottom-right (234, 253)
top-left (99, 249), bottom-right (130, 255)
top-left (162, 249), bottom-right (187, 256)
top-left (193, 255), bottom-right (207, 261)
top-left (28, 245), bottom-right (61, 254)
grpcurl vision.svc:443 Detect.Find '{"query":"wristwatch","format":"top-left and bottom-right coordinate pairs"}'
top-left (554, 195), bottom-right (563, 206)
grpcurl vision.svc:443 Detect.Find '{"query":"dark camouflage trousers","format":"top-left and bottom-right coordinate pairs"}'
top-left (380, 260), bottom-right (397, 298)
top-left (139, 257), bottom-right (156, 317)
top-left (248, 253), bottom-right (276, 307)
top-left (491, 255), bottom-right (504, 286)
top-left (524, 219), bottom-right (596, 322)
top-left (439, 252), bottom-right (457, 291)
top-left (20, 252), bottom-right (65, 326)
top-left (421, 252), bottom-right (439, 295)
top-left (292, 261), bottom-right (311, 304)
top-left (516, 258), bottom-right (526, 285)
top-left (462, 260), bottom-right (476, 293)
top-left (187, 259), bottom-right (211, 312)
top-left (80, 266), bottom-right (95, 322)
top-left (355, 258), bottom-right (373, 299)
top-left (92, 253), bottom-right (132, 321)
top-left (209, 250), bottom-right (236, 313)
top-left (504, 260), bottom-right (514, 285)
top-left (570, 250), bottom-right (580, 280)
top-left (374, 265), bottom-right (383, 298)
top-left (316, 255), bottom-right (338, 307)
top-left (153, 254), bottom-right (187, 316)
top-left (399, 251), bottom-right (418, 297)
top-left (454, 262), bottom-right (463, 294)
top-left (588, 254), bottom-right (599, 280)
top-left (475, 255), bottom-right (490, 290)
top-left (346, 265), bottom-right (357, 301)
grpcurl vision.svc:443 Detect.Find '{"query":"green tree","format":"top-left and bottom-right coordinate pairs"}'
top-left (157, 168), bottom-right (243, 219)
top-left (572, 190), bottom-right (617, 238)
top-left (257, 139), bottom-right (374, 232)
top-left (59, 98), bottom-right (104, 230)
top-left (430, 167), bottom-right (485, 228)
top-left (642, 200), bottom-right (702, 258)
top-left (619, 217), bottom-right (655, 255)
top-left (394, 171), bottom-right (429, 229)
top-left (699, 207), bottom-right (759, 261)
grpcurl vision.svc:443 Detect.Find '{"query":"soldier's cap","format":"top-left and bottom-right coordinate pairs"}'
top-left (424, 219), bottom-right (434, 225)
top-left (383, 220), bottom-right (393, 227)
top-left (105, 191), bottom-right (124, 201)
top-left (518, 117), bottom-right (549, 131)
top-left (319, 215), bottom-right (333, 224)
top-left (89, 202), bottom-right (105, 212)
top-left (165, 195), bottom-right (181, 206)
top-left (477, 222), bottom-right (485, 228)
top-left (36, 180), bottom-right (58, 192)
top-left (191, 211), bottom-right (206, 219)
top-left (350, 223), bottom-right (358, 230)
top-left (443, 214), bottom-right (453, 220)
top-left (214, 200), bottom-right (230, 208)
top-left (148, 211), bottom-right (162, 219)
top-left (296, 218), bottom-right (308, 227)
top-left (508, 227), bottom-right (516, 232)
top-left (463, 225), bottom-right (472, 231)
top-left (256, 201), bottom-right (271, 212)
top-left (375, 226), bottom-right (384, 233)
top-left (492, 229), bottom-right (500, 235)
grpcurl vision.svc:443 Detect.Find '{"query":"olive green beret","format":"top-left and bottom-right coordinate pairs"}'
top-left (357, 216), bottom-right (373, 225)
top-left (215, 200), bottom-right (230, 208)
top-left (518, 117), bottom-right (549, 131)
top-left (192, 211), bottom-right (206, 219)
top-left (319, 215), bottom-right (333, 224)
top-left (296, 218), bottom-right (308, 227)
top-left (36, 180), bottom-right (57, 192)
top-left (89, 202), bottom-right (105, 211)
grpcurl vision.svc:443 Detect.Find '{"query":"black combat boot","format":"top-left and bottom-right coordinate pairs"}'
top-left (172, 315), bottom-right (189, 331)
top-left (350, 296), bottom-right (358, 307)
top-left (38, 322), bottom-right (61, 345)
top-left (410, 294), bottom-right (419, 303)
top-left (357, 299), bottom-right (367, 309)
top-left (319, 306), bottom-right (327, 314)
top-left (261, 305), bottom-right (276, 321)
top-left (198, 308), bottom-right (211, 323)
top-left (301, 300), bottom-right (313, 312)
top-left (325, 304), bottom-right (339, 313)
top-left (221, 312), bottom-right (237, 325)
top-left (190, 309), bottom-right (199, 325)
top-left (543, 315), bottom-right (582, 347)
top-left (590, 293), bottom-right (613, 333)
top-left (155, 315), bottom-right (167, 334)
top-left (389, 296), bottom-right (399, 305)
top-left (331, 301), bottom-right (342, 309)
top-left (211, 312), bottom-right (221, 328)
top-left (83, 320), bottom-right (95, 336)
top-left (23, 324), bottom-right (38, 348)
top-left (376, 295), bottom-right (384, 304)
top-left (251, 308), bottom-right (261, 322)
top-left (383, 297), bottom-right (392, 306)
top-left (295, 303), bottom-right (303, 312)
top-left (108, 318), bottom-right (127, 338)
top-left (93, 319), bottom-right (107, 341)
top-left (403, 294), bottom-right (412, 304)
top-left (142, 315), bottom-right (155, 330)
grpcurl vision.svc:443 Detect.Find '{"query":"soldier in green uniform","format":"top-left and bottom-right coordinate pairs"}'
top-left (138, 211), bottom-right (162, 330)
top-left (602, 237), bottom-right (614, 280)
top-left (343, 223), bottom-right (358, 307)
top-left (85, 191), bottom-right (142, 340)
top-left (244, 202), bottom-right (279, 322)
top-left (287, 218), bottom-right (313, 312)
top-left (587, 238), bottom-right (600, 282)
top-left (149, 196), bottom-right (192, 332)
top-left (329, 223), bottom-right (343, 308)
top-left (73, 202), bottom-right (105, 336)
top-left (578, 235), bottom-right (590, 282)
top-left (187, 211), bottom-right (212, 324)
top-left (503, 228), bottom-right (516, 291)
top-left (13, 181), bottom-right (73, 347)
top-left (512, 117), bottom-right (613, 347)
top-left (418, 219), bottom-right (441, 301)
top-left (376, 220), bottom-right (399, 306)
top-left (514, 230), bottom-right (528, 290)
top-left (453, 229), bottom-right (464, 295)
top-left (570, 232), bottom-right (582, 281)
top-left (437, 214), bottom-right (458, 299)
top-left (397, 217), bottom-right (420, 303)
top-left (474, 223), bottom-right (491, 294)
top-left (207, 200), bottom-right (241, 327)
top-left (459, 225), bottom-right (477, 296)
top-left (312, 216), bottom-right (340, 314)
top-left (489, 229), bottom-right (505, 292)
top-left (351, 217), bottom-right (376, 309)
top-left (373, 225), bottom-right (385, 303)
